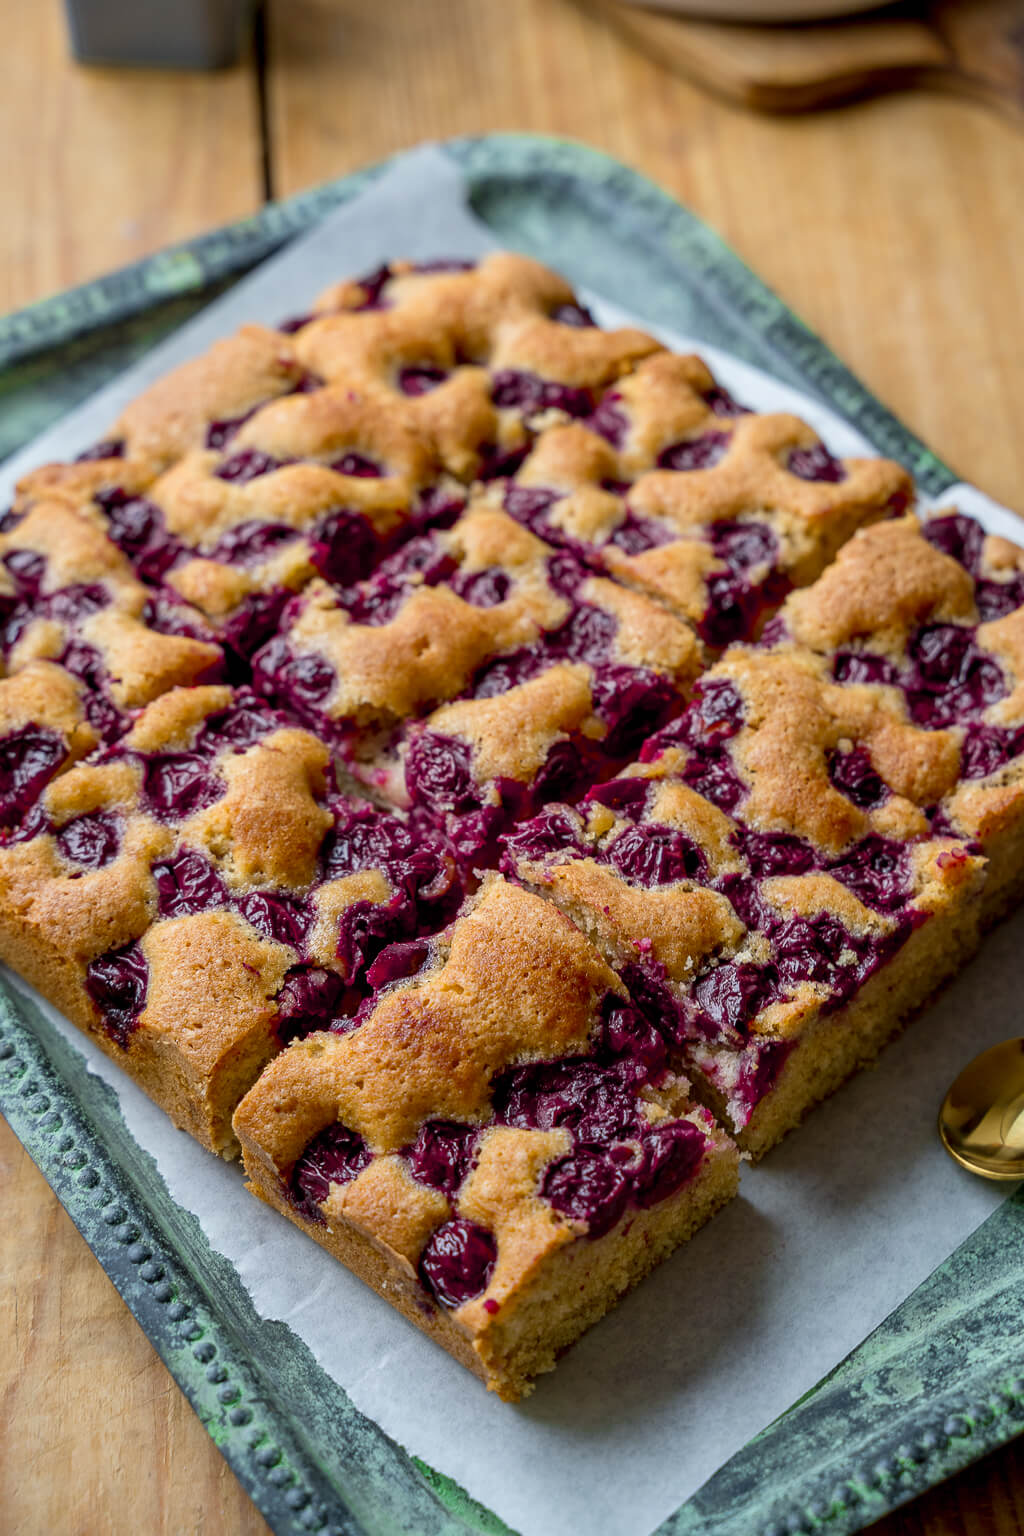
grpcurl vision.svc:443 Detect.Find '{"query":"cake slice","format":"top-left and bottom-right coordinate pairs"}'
top-left (0, 685), bottom-right (459, 1153)
top-left (765, 511), bottom-right (1024, 921)
top-left (286, 253), bottom-right (663, 481)
top-left (0, 661), bottom-right (106, 831)
top-left (233, 875), bottom-right (738, 1399)
top-left (18, 392), bottom-right (463, 662)
top-left (505, 640), bottom-right (987, 1156)
top-left (0, 498), bottom-right (225, 732)
top-left (252, 505), bottom-right (701, 866)
top-left (498, 351), bottom-right (912, 645)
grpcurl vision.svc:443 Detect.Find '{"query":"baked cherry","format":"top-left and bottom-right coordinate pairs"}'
top-left (406, 1121), bottom-right (479, 1196)
top-left (419, 1219), bottom-right (497, 1308)
top-left (0, 727), bottom-right (65, 828)
top-left (291, 1122), bottom-right (372, 1220)
top-left (85, 942), bottom-right (148, 1047)
top-left (56, 811), bottom-right (120, 870)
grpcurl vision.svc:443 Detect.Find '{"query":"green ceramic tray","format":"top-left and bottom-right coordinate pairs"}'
top-left (2, 134), bottom-right (1023, 1536)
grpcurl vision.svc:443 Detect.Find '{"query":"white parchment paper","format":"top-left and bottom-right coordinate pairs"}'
top-left (3, 145), bottom-right (1021, 1536)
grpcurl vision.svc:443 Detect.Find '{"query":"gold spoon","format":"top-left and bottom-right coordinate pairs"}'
top-left (939, 1038), bottom-right (1024, 1180)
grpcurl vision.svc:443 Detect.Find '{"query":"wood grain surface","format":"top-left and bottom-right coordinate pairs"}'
top-left (2, 1), bottom-right (1024, 1532)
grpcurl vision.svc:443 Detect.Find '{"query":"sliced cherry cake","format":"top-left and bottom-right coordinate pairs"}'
top-left (763, 513), bottom-right (1024, 920)
top-left (497, 351), bottom-right (912, 646)
top-left (251, 505), bottom-right (701, 865)
top-left (5, 248), bottom-right (1010, 1399)
top-left (233, 876), bottom-right (738, 1399)
top-left (0, 684), bottom-right (459, 1151)
top-left (505, 642), bottom-right (987, 1155)
top-left (0, 499), bottom-right (225, 731)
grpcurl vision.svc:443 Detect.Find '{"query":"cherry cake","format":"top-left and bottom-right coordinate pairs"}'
top-left (1, 251), bottom-right (1013, 1396)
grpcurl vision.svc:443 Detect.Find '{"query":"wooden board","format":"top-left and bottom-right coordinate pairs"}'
top-left (581, 0), bottom-right (1024, 116)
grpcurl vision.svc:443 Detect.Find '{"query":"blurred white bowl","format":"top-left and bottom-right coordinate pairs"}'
top-left (618, 0), bottom-right (895, 19)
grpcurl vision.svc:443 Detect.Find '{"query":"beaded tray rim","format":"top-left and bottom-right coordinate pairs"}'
top-left (1, 132), bottom-right (1022, 1536)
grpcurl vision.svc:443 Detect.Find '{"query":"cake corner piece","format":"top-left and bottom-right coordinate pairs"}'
top-left (232, 875), bottom-right (739, 1398)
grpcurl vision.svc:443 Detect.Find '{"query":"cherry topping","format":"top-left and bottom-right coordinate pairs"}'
top-left (197, 696), bottom-right (276, 753)
top-left (681, 749), bottom-right (746, 812)
top-left (737, 830), bottom-right (816, 878)
top-left (222, 588), bottom-right (292, 661)
top-left (699, 572), bottom-right (761, 649)
top-left (599, 996), bottom-right (669, 1079)
top-left (787, 443), bottom-right (846, 483)
top-left (215, 449), bottom-right (284, 484)
top-left (587, 394), bottom-right (629, 449)
top-left (94, 490), bottom-right (181, 581)
top-left (828, 745), bottom-right (888, 809)
top-left (419, 1219), bottom-right (497, 1309)
top-left (450, 567), bottom-right (511, 608)
top-left (404, 734), bottom-right (480, 816)
top-left (275, 966), bottom-right (345, 1044)
top-left (608, 512), bottom-right (672, 556)
top-left (960, 723), bottom-right (1023, 781)
top-left (310, 509), bottom-right (381, 588)
top-left (500, 805), bottom-right (584, 864)
top-left (607, 822), bottom-right (704, 886)
top-left (56, 811), bottom-right (120, 870)
top-left (657, 431), bottom-right (730, 473)
top-left (503, 486), bottom-right (559, 537)
top-left (493, 1058), bottom-right (643, 1145)
top-left (153, 849), bottom-right (229, 918)
top-left (692, 962), bottom-right (774, 1041)
top-left (832, 652), bottom-right (900, 688)
top-left (351, 264), bottom-right (393, 310)
top-left (0, 727), bottom-right (65, 828)
top-left (975, 577), bottom-right (1024, 623)
top-left (923, 513), bottom-right (985, 577)
top-left (711, 519), bottom-right (777, 575)
top-left (735, 1039), bottom-right (793, 1112)
top-left (85, 942), bottom-right (148, 1047)
top-left (585, 776), bottom-right (651, 819)
top-left (236, 891), bottom-right (311, 949)
top-left (665, 679), bottom-right (745, 750)
top-left (406, 1121), bottom-right (479, 1196)
top-left (904, 625), bottom-right (1006, 727)
top-left (4, 549), bottom-right (46, 599)
top-left (491, 371), bottom-right (592, 419)
top-left (75, 437), bottom-right (125, 462)
top-left (332, 451), bottom-right (382, 479)
top-left (291, 1122), bottom-right (372, 1220)
top-left (550, 302), bottom-right (596, 328)
top-left (253, 640), bottom-right (337, 714)
top-left (542, 1147), bottom-right (632, 1238)
top-left (365, 936), bottom-right (433, 991)
top-left (705, 387), bottom-right (749, 419)
top-left (141, 753), bottom-right (223, 821)
top-left (209, 520), bottom-right (300, 566)
top-left (827, 835), bottom-right (910, 913)
top-left (399, 365), bottom-right (448, 396)
top-left (633, 1121), bottom-right (706, 1207)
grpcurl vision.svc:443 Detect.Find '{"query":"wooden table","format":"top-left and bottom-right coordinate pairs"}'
top-left (2, 1), bottom-right (1024, 1530)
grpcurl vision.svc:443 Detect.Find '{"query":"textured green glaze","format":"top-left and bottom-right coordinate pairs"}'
top-left (0, 135), bottom-right (1016, 1536)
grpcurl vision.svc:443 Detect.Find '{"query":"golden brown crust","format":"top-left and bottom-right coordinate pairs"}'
top-left (779, 516), bottom-right (975, 656)
top-left (503, 365), bottom-right (913, 631)
top-left (234, 878), bottom-right (620, 1162)
top-left (114, 326), bottom-right (309, 470)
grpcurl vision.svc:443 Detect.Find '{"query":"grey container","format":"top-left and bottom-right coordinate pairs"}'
top-left (64, 0), bottom-right (251, 69)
